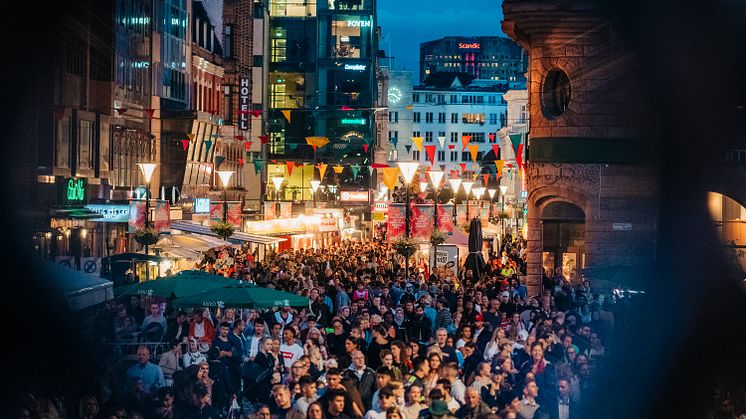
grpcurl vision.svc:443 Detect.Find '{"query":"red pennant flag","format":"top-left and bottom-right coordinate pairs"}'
top-left (489, 133), bottom-right (495, 142)
top-left (491, 144), bottom-right (500, 158)
top-left (448, 144), bottom-right (456, 150)
top-left (424, 145), bottom-right (436, 166)
top-left (249, 110), bottom-right (263, 117)
top-left (340, 105), bottom-right (354, 111)
top-left (181, 139), bottom-right (189, 151)
top-left (286, 161), bottom-right (296, 176)
top-left (238, 158), bottom-right (244, 167)
top-left (271, 160), bottom-right (277, 164)
top-left (516, 144), bottom-right (525, 170)
top-left (146, 109), bottom-right (155, 119)
top-left (363, 144), bottom-right (369, 153)
top-left (53, 106), bottom-right (65, 122)
top-left (244, 141), bottom-right (253, 150)
top-left (459, 163), bottom-right (466, 172)
top-left (482, 173), bottom-right (490, 185)
top-left (311, 145), bottom-right (317, 152)
top-left (236, 135), bottom-right (244, 141)
top-left (236, 110), bottom-right (249, 115)
top-left (259, 135), bottom-right (269, 144)
top-left (450, 170), bottom-right (459, 178)
top-left (115, 107), bottom-right (128, 115)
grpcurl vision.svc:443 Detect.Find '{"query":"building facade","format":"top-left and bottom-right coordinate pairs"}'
top-left (420, 36), bottom-right (527, 84)
top-left (503, 0), bottom-right (659, 294)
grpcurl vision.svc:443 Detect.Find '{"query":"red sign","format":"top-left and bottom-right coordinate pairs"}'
top-left (458, 42), bottom-right (480, 49)
top-left (209, 203), bottom-right (223, 224)
top-left (154, 201), bottom-right (171, 231)
top-left (438, 204), bottom-right (454, 234)
top-left (340, 190), bottom-right (369, 202)
top-left (227, 202), bottom-right (243, 227)
top-left (387, 203), bottom-right (406, 240)
top-left (128, 200), bottom-right (146, 232)
top-left (319, 217), bottom-right (338, 232)
top-left (411, 204), bottom-right (434, 241)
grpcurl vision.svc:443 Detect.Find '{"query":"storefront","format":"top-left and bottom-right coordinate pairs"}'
top-left (244, 211), bottom-right (343, 250)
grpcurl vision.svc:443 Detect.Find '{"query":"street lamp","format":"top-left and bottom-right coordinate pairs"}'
top-left (271, 176), bottom-right (284, 216)
top-left (397, 161), bottom-right (419, 278)
top-left (137, 162), bottom-right (157, 256)
top-left (429, 169), bottom-right (445, 269)
top-left (216, 170), bottom-right (234, 223)
top-left (448, 177), bottom-right (462, 226)
top-left (310, 180), bottom-right (321, 208)
top-left (487, 188), bottom-right (497, 221)
top-left (472, 186), bottom-right (486, 220)
top-left (462, 180), bottom-right (474, 220)
top-left (499, 185), bottom-right (508, 237)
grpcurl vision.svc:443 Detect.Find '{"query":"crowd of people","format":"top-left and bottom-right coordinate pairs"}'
top-left (14, 236), bottom-right (649, 419)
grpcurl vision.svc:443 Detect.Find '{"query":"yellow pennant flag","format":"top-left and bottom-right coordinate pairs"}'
top-left (495, 160), bottom-right (505, 177)
top-left (411, 136), bottom-right (424, 152)
top-left (306, 136), bottom-right (330, 149)
top-left (332, 164), bottom-right (344, 174)
top-left (382, 167), bottom-right (400, 191)
top-left (468, 144), bottom-right (479, 163)
top-left (317, 163), bottom-right (328, 181)
top-left (281, 110), bottom-right (292, 123)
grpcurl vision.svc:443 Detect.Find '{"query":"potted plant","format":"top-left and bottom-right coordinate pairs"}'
top-left (134, 226), bottom-right (160, 246)
top-left (211, 220), bottom-right (235, 240)
top-left (430, 229), bottom-right (447, 246)
top-left (392, 236), bottom-right (419, 257)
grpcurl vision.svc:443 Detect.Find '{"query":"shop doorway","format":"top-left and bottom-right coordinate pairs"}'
top-left (707, 191), bottom-right (746, 272)
top-left (541, 201), bottom-right (586, 281)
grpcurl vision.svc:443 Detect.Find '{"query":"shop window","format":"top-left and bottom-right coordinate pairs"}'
top-left (462, 113), bottom-right (485, 124)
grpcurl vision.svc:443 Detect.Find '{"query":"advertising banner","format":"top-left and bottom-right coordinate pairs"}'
top-left (209, 203), bottom-right (223, 224)
top-left (437, 204), bottom-right (454, 234)
top-left (411, 204), bottom-right (434, 241)
top-left (280, 202), bottom-right (292, 219)
top-left (85, 204), bottom-right (129, 223)
top-left (264, 202), bottom-right (276, 220)
top-left (430, 244), bottom-right (459, 278)
top-left (456, 204), bottom-right (467, 227)
top-left (319, 217), bottom-right (339, 232)
top-left (387, 203), bottom-right (406, 240)
top-left (227, 202), bottom-right (242, 227)
top-left (127, 200), bottom-right (146, 232)
top-left (154, 201), bottom-right (171, 231)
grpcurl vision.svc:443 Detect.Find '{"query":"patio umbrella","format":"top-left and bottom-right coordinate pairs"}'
top-left (464, 218), bottom-right (486, 280)
top-left (172, 283), bottom-right (309, 309)
top-left (114, 270), bottom-right (237, 298)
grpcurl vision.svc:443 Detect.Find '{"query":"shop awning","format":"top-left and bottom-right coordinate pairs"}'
top-left (39, 258), bottom-right (113, 311)
top-left (50, 207), bottom-right (103, 220)
top-left (171, 221), bottom-right (286, 245)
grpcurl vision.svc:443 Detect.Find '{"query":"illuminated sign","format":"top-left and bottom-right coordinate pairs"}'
top-left (344, 64), bottom-right (367, 71)
top-left (458, 42), bottom-right (481, 49)
top-left (60, 177), bottom-right (87, 204)
top-left (340, 191), bottom-right (369, 202)
top-left (346, 20), bottom-right (371, 27)
top-left (340, 118), bottom-right (366, 125)
top-left (85, 205), bottom-right (129, 222)
top-left (194, 198), bottom-right (211, 214)
top-left (239, 78), bottom-right (250, 130)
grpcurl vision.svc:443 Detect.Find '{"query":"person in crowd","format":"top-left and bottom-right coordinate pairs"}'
top-left (125, 346), bottom-right (165, 395)
top-left (158, 340), bottom-right (182, 387)
top-left (454, 387), bottom-right (491, 419)
top-left (516, 380), bottom-right (540, 419)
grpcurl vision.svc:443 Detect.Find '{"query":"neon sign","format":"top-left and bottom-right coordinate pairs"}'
top-left (340, 118), bottom-right (366, 125)
top-left (346, 20), bottom-right (371, 27)
top-left (66, 178), bottom-right (86, 203)
top-left (458, 42), bottom-right (480, 49)
top-left (344, 64), bottom-right (367, 71)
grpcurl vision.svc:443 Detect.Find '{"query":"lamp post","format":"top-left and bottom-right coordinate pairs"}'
top-left (310, 180), bottom-right (321, 208)
top-left (448, 177), bottom-right (462, 227)
top-left (137, 163), bottom-right (157, 256)
top-left (397, 161), bottom-right (419, 279)
top-left (216, 170), bottom-right (234, 223)
top-left (462, 180), bottom-right (474, 220)
top-left (271, 176), bottom-right (284, 216)
top-left (429, 169), bottom-right (444, 269)
top-left (487, 188), bottom-right (497, 222)
top-left (472, 186), bottom-right (486, 221)
top-left (499, 185), bottom-right (508, 237)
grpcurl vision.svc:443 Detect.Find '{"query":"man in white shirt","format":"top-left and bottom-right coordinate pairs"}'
top-left (280, 327), bottom-right (304, 373)
top-left (363, 385), bottom-right (397, 419)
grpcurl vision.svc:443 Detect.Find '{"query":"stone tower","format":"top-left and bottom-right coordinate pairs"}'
top-left (502, 0), bottom-right (659, 295)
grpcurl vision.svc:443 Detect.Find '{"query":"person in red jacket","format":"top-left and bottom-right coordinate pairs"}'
top-left (189, 309), bottom-right (215, 348)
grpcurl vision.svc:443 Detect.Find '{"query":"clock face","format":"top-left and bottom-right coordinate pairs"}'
top-left (388, 86), bottom-right (402, 105)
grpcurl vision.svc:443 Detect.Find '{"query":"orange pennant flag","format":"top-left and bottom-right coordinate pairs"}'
top-left (482, 173), bottom-right (490, 186)
top-left (317, 163), bottom-right (328, 181)
top-left (187, 133), bottom-right (196, 142)
top-left (382, 167), bottom-right (400, 191)
top-left (461, 135), bottom-right (472, 151)
top-left (281, 110), bottom-right (291, 123)
top-left (306, 136), bottom-right (330, 149)
top-left (411, 136), bottom-right (424, 152)
top-left (468, 144), bottom-right (479, 163)
top-left (495, 160), bottom-right (505, 177)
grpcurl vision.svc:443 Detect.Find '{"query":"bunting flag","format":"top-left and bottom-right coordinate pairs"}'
top-left (459, 163), bottom-right (467, 172)
top-left (146, 109), bottom-right (155, 119)
top-left (204, 140), bottom-right (213, 153)
top-left (253, 158), bottom-right (264, 174)
top-left (115, 108), bottom-right (128, 115)
top-left (495, 160), bottom-right (505, 177)
top-left (404, 145), bottom-right (412, 153)
top-left (187, 133), bottom-right (196, 142)
top-left (260, 135), bottom-right (270, 144)
top-left (332, 165), bottom-right (344, 174)
top-left (468, 144), bottom-right (480, 163)
top-left (363, 144), bottom-right (369, 153)
top-left (236, 135), bottom-right (244, 141)
top-left (286, 161), bottom-right (296, 176)
top-left (516, 144), bottom-right (525, 170)
top-left (483, 173), bottom-right (490, 186)
top-left (351, 164), bottom-right (360, 178)
top-left (412, 136), bottom-right (424, 152)
top-left (450, 169), bottom-right (459, 178)
top-left (382, 167), bottom-right (400, 190)
top-left (238, 158), bottom-right (244, 167)
top-left (306, 136), bottom-right (330, 149)
top-left (215, 156), bottom-right (226, 168)
top-left (491, 144), bottom-right (500, 159)
top-left (371, 163), bottom-right (389, 169)
top-left (509, 133), bottom-right (523, 154)
top-left (489, 133), bottom-right (495, 143)
top-left (244, 141), bottom-right (253, 150)
top-left (448, 144), bottom-right (456, 150)
top-left (461, 135), bottom-right (472, 151)
top-left (287, 143), bottom-right (299, 150)
top-left (281, 110), bottom-right (292, 123)
top-left (424, 145), bottom-right (436, 166)
top-left (249, 110), bottom-right (263, 117)
top-left (438, 136), bottom-right (447, 149)
top-left (317, 163), bottom-right (328, 181)
top-left (181, 139), bottom-right (189, 151)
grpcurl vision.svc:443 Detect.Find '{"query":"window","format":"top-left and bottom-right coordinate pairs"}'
top-left (461, 152), bottom-right (470, 161)
top-left (450, 94), bottom-right (458, 103)
top-left (450, 132), bottom-right (459, 143)
top-left (413, 131), bottom-right (421, 138)
top-left (437, 94), bottom-right (446, 103)
top-left (425, 112), bottom-right (433, 123)
top-left (389, 111), bottom-right (400, 123)
top-left (413, 93), bottom-right (420, 103)
top-left (425, 94), bottom-right (434, 103)
top-left (438, 113), bottom-right (446, 123)
top-left (393, 112), bottom-right (399, 123)
top-left (463, 132), bottom-right (486, 143)
top-left (437, 151), bottom-right (446, 161)
top-left (425, 132), bottom-right (433, 143)
top-left (438, 131), bottom-right (446, 140)
top-left (413, 112), bottom-right (421, 123)
top-left (519, 106), bottom-right (527, 124)
top-left (488, 95), bottom-right (496, 104)
top-left (489, 114), bottom-right (498, 125)
top-left (462, 113), bottom-right (486, 124)
top-left (476, 96), bottom-right (484, 104)
top-left (78, 119), bottom-right (94, 170)
top-left (450, 151), bottom-right (459, 161)
top-left (389, 131), bottom-right (398, 141)
top-left (451, 113), bottom-right (458, 123)
top-left (413, 150), bottom-right (420, 160)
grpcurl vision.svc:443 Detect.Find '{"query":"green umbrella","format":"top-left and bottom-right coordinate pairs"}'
top-left (114, 270), bottom-right (238, 298)
top-left (172, 283), bottom-right (309, 309)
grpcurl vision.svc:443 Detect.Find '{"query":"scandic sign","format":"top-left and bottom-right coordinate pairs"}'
top-left (458, 42), bottom-right (481, 49)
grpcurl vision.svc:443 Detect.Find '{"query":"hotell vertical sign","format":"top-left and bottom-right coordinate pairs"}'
top-left (238, 78), bottom-right (250, 131)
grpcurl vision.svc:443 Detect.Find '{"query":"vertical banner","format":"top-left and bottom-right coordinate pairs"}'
top-left (480, 204), bottom-right (490, 225)
top-left (456, 204), bottom-right (467, 226)
top-left (412, 204), bottom-right (434, 241)
top-left (227, 202), bottom-right (242, 227)
top-left (438, 204), bottom-right (454, 234)
top-left (154, 201), bottom-right (171, 231)
top-left (127, 200), bottom-right (146, 232)
top-left (280, 202), bottom-right (292, 219)
top-left (209, 203), bottom-right (224, 224)
top-left (264, 202), bottom-right (276, 220)
top-left (387, 203), bottom-right (406, 240)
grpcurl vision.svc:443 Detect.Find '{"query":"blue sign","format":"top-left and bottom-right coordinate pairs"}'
top-left (85, 204), bottom-right (130, 222)
top-left (194, 198), bottom-right (210, 214)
